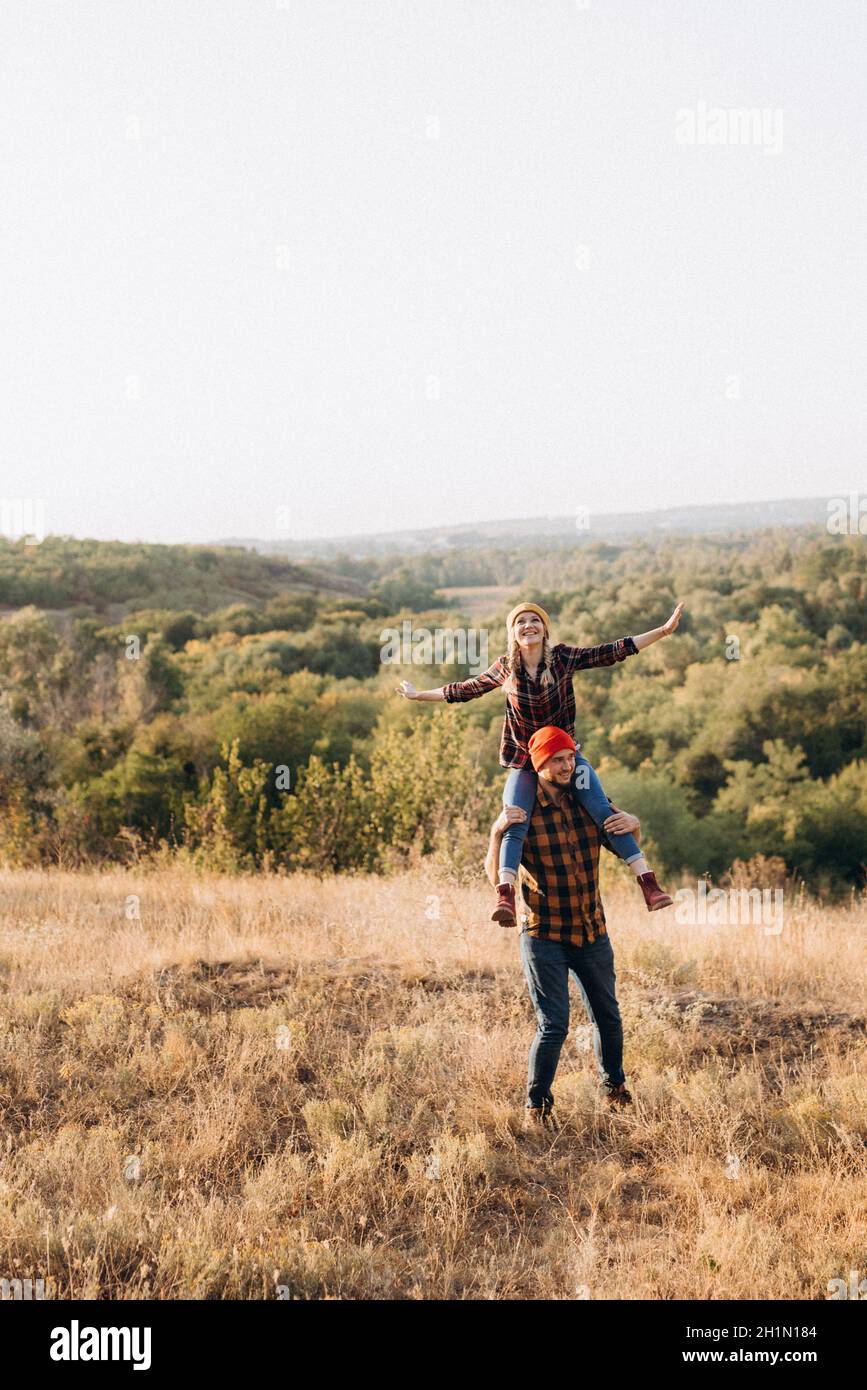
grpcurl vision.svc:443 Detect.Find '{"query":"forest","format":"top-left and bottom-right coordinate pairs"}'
top-left (0, 524), bottom-right (865, 894)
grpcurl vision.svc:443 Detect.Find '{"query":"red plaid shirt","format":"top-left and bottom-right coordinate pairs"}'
top-left (443, 638), bottom-right (637, 768)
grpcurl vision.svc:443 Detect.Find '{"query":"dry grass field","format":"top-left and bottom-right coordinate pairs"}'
top-left (1, 865), bottom-right (866, 1301)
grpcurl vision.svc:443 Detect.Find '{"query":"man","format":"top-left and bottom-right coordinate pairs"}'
top-left (485, 724), bottom-right (658, 1129)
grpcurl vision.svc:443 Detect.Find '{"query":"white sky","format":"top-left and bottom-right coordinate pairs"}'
top-left (2, 0), bottom-right (865, 544)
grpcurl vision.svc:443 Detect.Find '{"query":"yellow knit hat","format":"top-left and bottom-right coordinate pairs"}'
top-left (506, 602), bottom-right (551, 635)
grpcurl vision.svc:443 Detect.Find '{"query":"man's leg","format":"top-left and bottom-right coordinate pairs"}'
top-left (569, 970), bottom-right (606, 1084)
top-left (566, 934), bottom-right (625, 1089)
top-left (518, 931), bottom-right (571, 1112)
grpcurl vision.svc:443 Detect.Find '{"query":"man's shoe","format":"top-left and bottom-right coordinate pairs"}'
top-left (637, 871), bottom-right (673, 912)
top-left (605, 1082), bottom-right (633, 1108)
top-left (492, 882), bottom-right (516, 926)
top-left (524, 1105), bottom-right (559, 1132)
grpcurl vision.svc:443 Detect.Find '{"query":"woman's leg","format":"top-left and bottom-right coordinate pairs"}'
top-left (498, 766), bottom-right (538, 883)
top-left (572, 754), bottom-right (643, 864)
top-left (572, 754), bottom-right (673, 911)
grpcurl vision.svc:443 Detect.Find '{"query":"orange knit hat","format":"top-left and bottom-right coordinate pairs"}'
top-left (506, 601), bottom-right (550, 635)
top-left (528, 726), bottom-right (576, 772)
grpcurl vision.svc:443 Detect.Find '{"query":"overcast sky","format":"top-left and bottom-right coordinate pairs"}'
top-left (2, 0), bottom-right (865, 545)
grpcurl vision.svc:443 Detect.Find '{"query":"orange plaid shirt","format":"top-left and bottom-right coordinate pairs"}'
top-left (517, 778), bottom-right (614, 944)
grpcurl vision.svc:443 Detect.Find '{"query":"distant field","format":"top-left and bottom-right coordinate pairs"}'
top-left (1, 867), bottom-right (865, 1300)
top-left (439, 585), bottom-right (515, 619)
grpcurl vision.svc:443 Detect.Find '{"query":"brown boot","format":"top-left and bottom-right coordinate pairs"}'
top-left (492, 882), bottom-right (516, 926)
top-left (605, 1082), bottom-right (633, 1108)
top-left (523, 1105), bottom-right (559, 1132)
top-left (637, 871), bottom-right (673, 912)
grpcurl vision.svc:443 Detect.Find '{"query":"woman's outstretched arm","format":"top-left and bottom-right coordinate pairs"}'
top-left (396, 655), bottom-right (508, 704)
top-left (395, 681), bottom-right (446, 702)
top-left (560, 602), bottom-right (684, 672)
top-left (630, 602), bottom-right (684, 650)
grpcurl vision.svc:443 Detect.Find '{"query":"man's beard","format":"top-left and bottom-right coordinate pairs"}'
top-left (547, 770), bottom-right (573, 787)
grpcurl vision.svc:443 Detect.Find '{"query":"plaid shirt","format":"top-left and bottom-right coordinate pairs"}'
top-left (443, 638), bottom-right (637, 768)
top-left (517, 778), bottom-right (614, 944)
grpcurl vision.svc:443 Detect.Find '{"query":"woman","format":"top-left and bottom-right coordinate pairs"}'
top-left (396, 599), bottom-right (683, 923)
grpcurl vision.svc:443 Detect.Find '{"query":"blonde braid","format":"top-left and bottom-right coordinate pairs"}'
top-left (504, 633), bottom-right (554, 694)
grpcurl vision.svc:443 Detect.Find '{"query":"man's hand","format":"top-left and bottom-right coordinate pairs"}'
top-left (494, 805), bottom-right (527, 836)
top-left (395, 679), bottom-right (419, 699)
top-left (603, 809), bottom-right (640, 837)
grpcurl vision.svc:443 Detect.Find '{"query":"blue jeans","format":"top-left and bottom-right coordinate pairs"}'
top-left (519, 929), bottom-right (625, 1109)
top-left (499, 757), bottom-right (641, 878)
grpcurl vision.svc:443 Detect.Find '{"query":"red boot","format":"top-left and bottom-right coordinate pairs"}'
top-left (637, 871), bottom-right (673, 912)
top-left (492, 883), bottom-right (516, 926)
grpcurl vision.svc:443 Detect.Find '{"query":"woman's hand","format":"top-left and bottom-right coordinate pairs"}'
top-left (395, 680), bottom-right (446, 703)
top-left (494, 805), bottom-right (528, 836)
top-left (660, 601), bottom-right (684, 636)
top-left (631, 602), bottom-right (685, 651)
